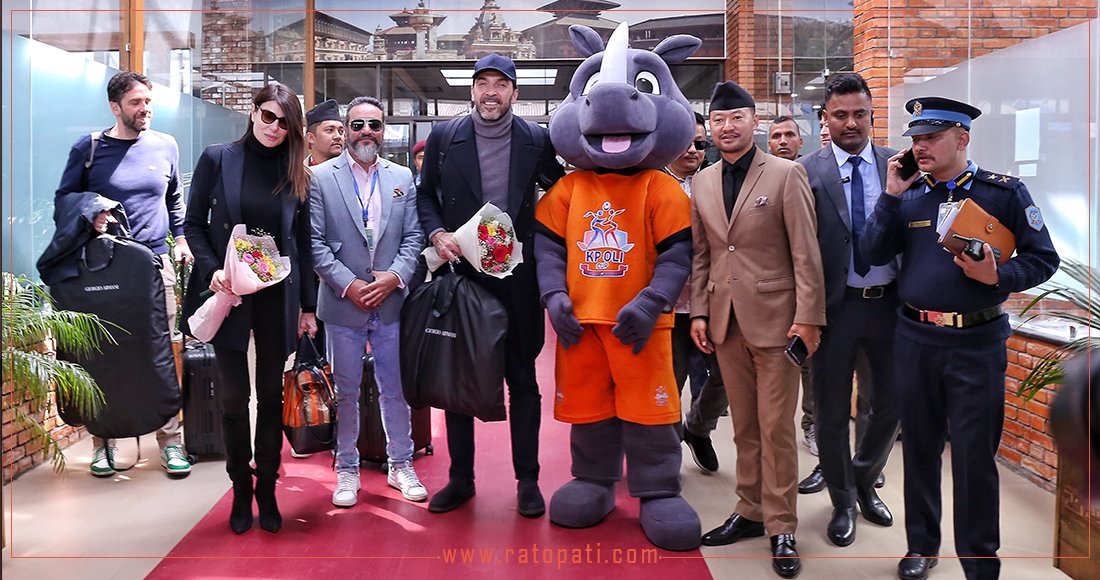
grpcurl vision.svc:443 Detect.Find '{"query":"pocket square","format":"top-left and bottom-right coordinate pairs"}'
top-left (393, 187), bottom-right (406, 198)
top-left (753, 195), bottom-right (768, 207)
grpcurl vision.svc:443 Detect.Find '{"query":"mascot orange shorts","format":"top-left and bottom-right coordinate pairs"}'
top-left (553, 325), bottom-right (680, 425)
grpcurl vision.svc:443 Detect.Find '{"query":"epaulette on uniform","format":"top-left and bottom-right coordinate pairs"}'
top-left (974, 169), bottom-right (1019, 189)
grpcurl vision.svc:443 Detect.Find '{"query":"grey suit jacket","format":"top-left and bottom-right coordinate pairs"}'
top-left (310, 150), bottom-right (423, 326)
top-left (798, 144), bottom-right (900, 319)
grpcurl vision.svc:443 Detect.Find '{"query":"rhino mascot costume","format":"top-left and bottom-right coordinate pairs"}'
top-left (534, 22), bottom-right (702, 551)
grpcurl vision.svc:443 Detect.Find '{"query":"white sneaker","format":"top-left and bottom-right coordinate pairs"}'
top-left (161, 445), bottom-right (192, 475)
top-left (388, 461), bottom-right (428, 502)
top-left (803, 425), bottom-right (819, 456)
top-left (332, 471), bottom-right (361, 507)
top-left (289, 449), bottom-right (314, 459)
top-left (90, 446), bottom-right (116, 477)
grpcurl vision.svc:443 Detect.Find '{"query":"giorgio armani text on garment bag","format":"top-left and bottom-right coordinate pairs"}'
top-left (50, 234), bottom-right (182, 439)
top-left (400, 270), bottom-right (507, 422)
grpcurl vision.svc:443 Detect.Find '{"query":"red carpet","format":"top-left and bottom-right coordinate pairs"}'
top-left (148, 327), bottom-right (710, 579)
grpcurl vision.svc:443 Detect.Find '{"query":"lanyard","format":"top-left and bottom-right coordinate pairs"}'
top-left (352, 168), bottom-right (380, 226)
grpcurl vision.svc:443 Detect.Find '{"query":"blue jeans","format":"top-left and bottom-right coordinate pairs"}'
top-left (327, 313), bottom-right (413, 472)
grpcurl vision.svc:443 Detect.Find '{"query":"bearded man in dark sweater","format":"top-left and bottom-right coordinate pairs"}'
top-left (53, 71), bottom-right (194, 478)
top-left (417, 54), bottom-right (565, 516)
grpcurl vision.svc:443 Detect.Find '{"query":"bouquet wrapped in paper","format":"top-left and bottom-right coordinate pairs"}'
top-left (423, 202), bottom-right (523, 279)
top-left (187, 224), bottom-right (291, 342)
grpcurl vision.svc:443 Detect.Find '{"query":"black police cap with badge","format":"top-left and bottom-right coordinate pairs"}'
top-left (902, 96), bottom-right (983, 136)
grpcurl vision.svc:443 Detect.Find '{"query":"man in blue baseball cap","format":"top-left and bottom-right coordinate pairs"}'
top-left (861, 96), bottom-right (1060, 580)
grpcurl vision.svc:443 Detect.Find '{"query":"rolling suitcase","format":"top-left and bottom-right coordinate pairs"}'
top-left (357, 353), bottom-right (433, 466)
top-left (183, 340), bottom-right (225, 457)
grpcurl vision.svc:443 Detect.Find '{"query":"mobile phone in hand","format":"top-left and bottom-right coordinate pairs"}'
top-left (785, 335), bottom-right (809, 367)
top-left (898, 148), bottom-right (920, 181)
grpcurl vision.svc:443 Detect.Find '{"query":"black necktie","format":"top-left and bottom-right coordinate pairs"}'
top-left (849, 156), bottom-right (870, 276)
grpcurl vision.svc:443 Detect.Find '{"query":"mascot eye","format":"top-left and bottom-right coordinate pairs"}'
top-left (581, 72), bottom-right (600, 96)
top-left (634, 71), bottom-right (661, 95)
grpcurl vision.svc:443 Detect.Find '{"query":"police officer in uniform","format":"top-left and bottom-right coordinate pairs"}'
top-left (862, 97), bottom-right (1059, 580)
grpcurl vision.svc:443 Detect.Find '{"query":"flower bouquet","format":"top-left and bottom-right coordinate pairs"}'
top-left (423, 202), bottom-right (523, 279)
top-left (187, 224), bottom-right (291, 342)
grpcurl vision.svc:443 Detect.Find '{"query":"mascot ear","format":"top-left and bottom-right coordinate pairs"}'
top-left (653, 34), bottom-right (702, 65)
top-left (569, 25), bottom-right (606, 58)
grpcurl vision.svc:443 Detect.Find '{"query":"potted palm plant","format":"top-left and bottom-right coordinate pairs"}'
top-left (1016, 258), bottom-right (1098, 580)
top-left (2, 272), bottom-right (111, 473)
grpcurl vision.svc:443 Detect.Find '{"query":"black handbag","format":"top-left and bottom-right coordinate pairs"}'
top-left (282, 335), bottom-right (337, 455)
top-left (400, 269), bottom-right (508, 422)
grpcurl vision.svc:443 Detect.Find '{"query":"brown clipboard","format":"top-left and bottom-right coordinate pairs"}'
top-left (937, 198), bottom-right (1016, 265)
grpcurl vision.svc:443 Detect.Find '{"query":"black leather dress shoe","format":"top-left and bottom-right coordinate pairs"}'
top-left (517, 479), bottom-right (545, 518)
top-left (797, 465), bottom-right (825, 494)
top-left (875, 472), bottom-right (886, 488)
top-left (898, 552), bottom-right (938, 579)
top-left (701, 513), bottom-right (765, 546)
top-left (857, 487), bottom-right (893, 526)
top-left (770, 533), bottom-right (801, 578)
top-left (682, 426), bottom-right (719, 473)
top-left (428, 479), bottom-right (476, 513)
top-left (827, 506), bottom-right (857, 546)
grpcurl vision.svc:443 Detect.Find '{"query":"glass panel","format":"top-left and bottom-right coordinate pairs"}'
top-left (886, 17), bottom-right (1098, 272)
top-left (9, 0), bottom-right (122, 67)
top-left (313, 0), bottom-right (726, 61)
top-left (2, 31), bottom-right (247, 282)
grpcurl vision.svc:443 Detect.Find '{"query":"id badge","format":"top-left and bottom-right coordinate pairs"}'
top-left (365, 225), bottom-right (375, 252)
top-left (936, 202), bottom-right (958, 229)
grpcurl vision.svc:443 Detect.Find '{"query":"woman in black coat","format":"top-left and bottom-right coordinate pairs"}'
top-left (182, 83), bottom-right (317, 535)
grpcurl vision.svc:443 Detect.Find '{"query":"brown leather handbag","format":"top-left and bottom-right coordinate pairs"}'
top-left (282, 335), bottom-right (336, 455)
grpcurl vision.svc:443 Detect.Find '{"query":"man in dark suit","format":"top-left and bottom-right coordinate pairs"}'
top-left (416, 54), bottom-right (565, 516)
top-left (798, 72), bottom-right (900, 548)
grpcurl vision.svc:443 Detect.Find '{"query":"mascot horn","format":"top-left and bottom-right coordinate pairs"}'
top-left (534, 22), bottom-right (703, 551)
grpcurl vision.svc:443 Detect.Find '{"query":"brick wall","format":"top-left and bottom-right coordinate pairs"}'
top-left (201, 0), bottom-right (261, 115)
top-left (1002, 333), bottom-right (1060, 490)
top-left (3, 339), bottom-right (87, 483)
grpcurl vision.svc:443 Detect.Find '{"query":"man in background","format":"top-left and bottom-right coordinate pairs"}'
top-left (305, 98), bottom-right (344, 166)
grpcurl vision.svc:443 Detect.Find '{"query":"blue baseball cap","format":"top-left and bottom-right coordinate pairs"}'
top-left (472, 54), bottom-right (517, 83)
top-left (903, 97), bottom-right (983, 136)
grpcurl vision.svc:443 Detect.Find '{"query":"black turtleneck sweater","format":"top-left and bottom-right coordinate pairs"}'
top-left (241, 132), bottom-right (289, 250)
top-left (471, 108), bottom-right (513, 213)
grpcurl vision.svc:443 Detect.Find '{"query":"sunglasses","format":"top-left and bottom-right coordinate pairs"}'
top-left (258, 108), bottom-right (288, 131)
top-left (692, 140), bottom-right (711, 151)
top-left (349, 118), bottom-right (384, 133)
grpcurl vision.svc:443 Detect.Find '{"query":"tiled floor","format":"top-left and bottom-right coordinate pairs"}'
top-left (2, 403), bottom-right (1069, 579)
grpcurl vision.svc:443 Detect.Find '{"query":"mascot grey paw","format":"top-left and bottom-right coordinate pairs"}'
top-left (549, 479), bottom-right (616, 528)
top-left (639, 496), bottom-right (702, 551)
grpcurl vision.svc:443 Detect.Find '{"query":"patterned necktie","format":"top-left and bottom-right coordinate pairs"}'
top-left (848, 156), bottom-right (870, 276)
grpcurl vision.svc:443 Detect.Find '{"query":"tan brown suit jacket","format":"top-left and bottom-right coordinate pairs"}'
top-left (690, 146), bottom-right (826, 347)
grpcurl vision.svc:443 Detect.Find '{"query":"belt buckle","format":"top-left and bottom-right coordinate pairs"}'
top-left (929, 311), bottom-right (956, 327)
top-left (862, 286), bottom-right (884, 299)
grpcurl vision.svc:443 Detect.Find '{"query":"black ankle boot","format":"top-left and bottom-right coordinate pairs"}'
top-left (229, 481), bottom-right (254, 535)
top-left (255, 480), bottom-right (282, 533)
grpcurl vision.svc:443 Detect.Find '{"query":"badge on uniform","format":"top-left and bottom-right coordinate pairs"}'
top-left (936, 202), bottom-right (958, 229)
top-left (1025, 205), bottom-right (1044, 231)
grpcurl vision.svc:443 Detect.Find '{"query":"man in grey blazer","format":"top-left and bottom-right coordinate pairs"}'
top-left (798, 73), bottom-right (900, 547)
top-left (310, 96), bottom-right (426, 507)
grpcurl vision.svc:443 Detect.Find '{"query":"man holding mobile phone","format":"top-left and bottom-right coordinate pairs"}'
top-left (691, 81), bottom-right (825, 578)
top-left (862, 97), bottom-right (1059, 580)
top-left (797, 72), bottom-right (901, 549)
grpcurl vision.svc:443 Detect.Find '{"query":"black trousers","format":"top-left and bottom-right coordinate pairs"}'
top-left (812, 290), bottom-right (899, 508)
top-left (213, 286), bottom-right (287, 485)
top-left (445, 272), bottom-right (542, 483)
top-left (897, 333), bottom-right (1006, 580)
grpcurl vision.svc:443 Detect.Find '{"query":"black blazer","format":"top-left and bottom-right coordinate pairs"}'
top-left (416, 115), bottom-right (564, 360)
top-left (180, 142), bottom-right (316, 357)
top-left (799, 144), bottom-right (900, 320)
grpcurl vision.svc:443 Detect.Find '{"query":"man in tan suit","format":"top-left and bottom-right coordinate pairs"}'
top-left (691, 81), bottom-right (826, 579)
